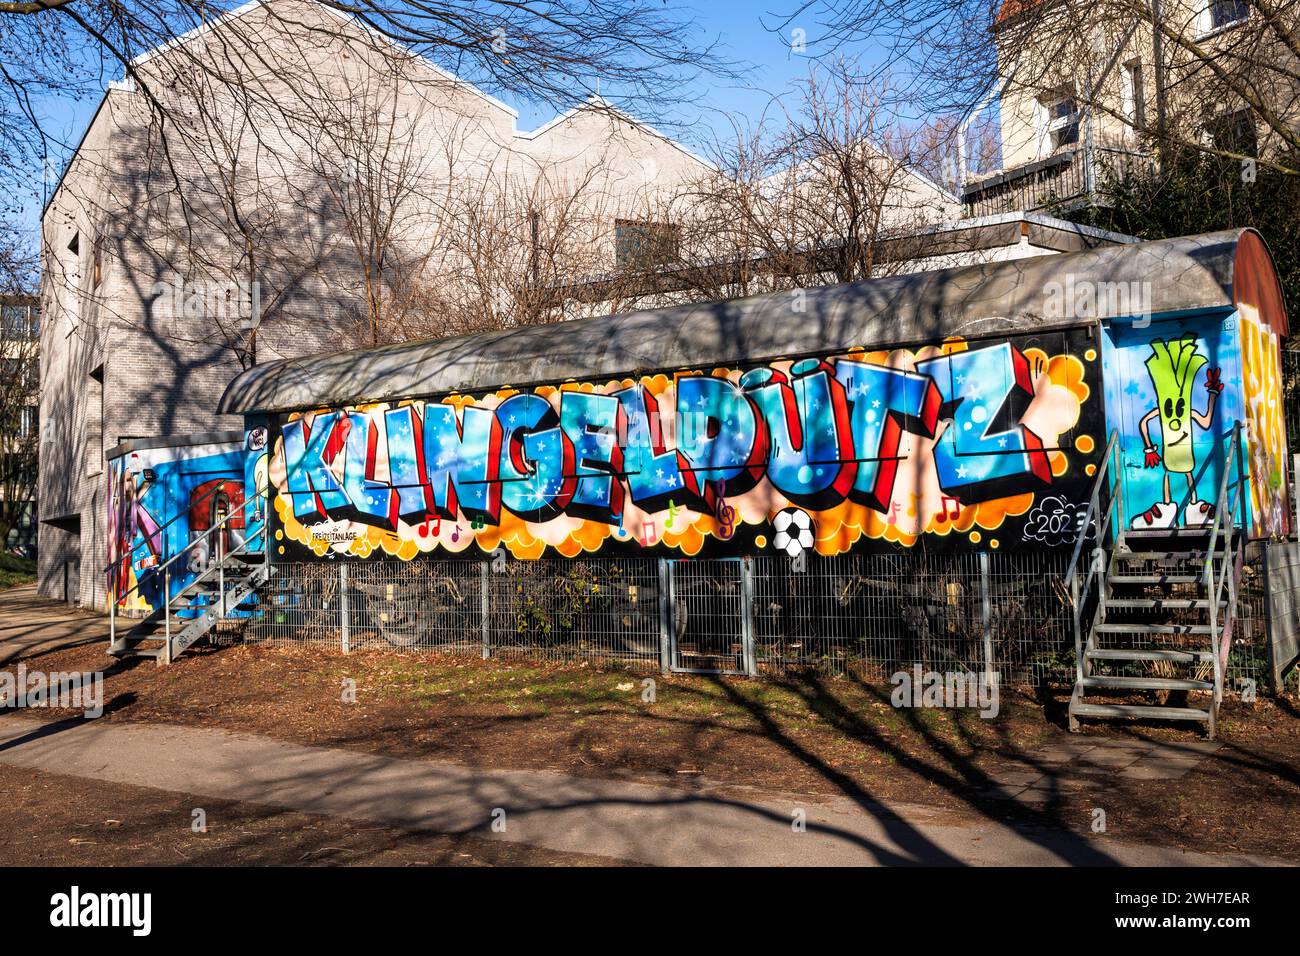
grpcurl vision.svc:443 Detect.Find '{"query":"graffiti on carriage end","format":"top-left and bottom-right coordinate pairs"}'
top-left (108, 441), bottom-right (246, 612)
top-left (269, 334), bottom-right (1102, 560)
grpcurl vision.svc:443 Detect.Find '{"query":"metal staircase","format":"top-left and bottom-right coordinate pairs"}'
top-left (1064, 424), bottom-right (1246, 738)
top-left (109, 486), bottom-right (272, 664)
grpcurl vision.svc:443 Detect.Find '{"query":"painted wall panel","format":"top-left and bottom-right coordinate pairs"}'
top-left (107, 440), bottom-right (245, 613)
top-left (264, 330), bottom-right (1106, 561)
top-left (1238, 300), bottom-right (1292, 537)
top-left (1103, 311), bottom-right (1250, 532)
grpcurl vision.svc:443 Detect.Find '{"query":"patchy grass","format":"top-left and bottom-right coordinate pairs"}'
top-left (0, 553), bottom-right (35, 590)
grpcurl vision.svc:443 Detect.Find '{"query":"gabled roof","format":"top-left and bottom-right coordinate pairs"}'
top-left (43, 0), bottom-right (713, 217)
top-left (515, 95), bottom-right (715, 171)
top-left (130, 0), bottom-right (518, 119)
top-left (759, 144), bottom-right (961, 207)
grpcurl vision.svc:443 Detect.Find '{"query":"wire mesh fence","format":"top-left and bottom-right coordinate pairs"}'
top-left (223, 546), bottom-right (1277, 690)
top-left (486, 558), bottom-right (661, 664)
top-left (238, 557), bottom-right (663, 665)
top-left (750, 551), bottom-right (1073, 684)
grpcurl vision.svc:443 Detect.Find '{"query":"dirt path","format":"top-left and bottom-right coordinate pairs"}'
top-left (0, 763), bottom-right (619, 866)
top-left (0, 713), bottom-right (1287, 866)
top-left (0, 585), bottom-right (109, 667)
top-left (2, 585), bottom-right (1297, 865)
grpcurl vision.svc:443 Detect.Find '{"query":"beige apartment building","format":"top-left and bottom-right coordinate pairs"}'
top-left (0, 294), bottom-right (38, 556)
top-left (965, 0), bottom-right (1296, 214)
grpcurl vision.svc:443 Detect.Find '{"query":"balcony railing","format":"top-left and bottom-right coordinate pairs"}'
top-left (962, 145), bottom-right (1153, 218)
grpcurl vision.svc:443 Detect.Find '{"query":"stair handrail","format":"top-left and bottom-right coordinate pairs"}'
top-left (102, 475), bottom-right (260, 575)
top-left (109, 485), bottom-right (271, 653)
top-left (1203, 421), bottom-right (1246, 704)
top-left (110, 485), bottom-right (269, 609)
top-left (1065, 430), bottom-right (1121, 689)
top-left (165, 514), bottom-right (271, 659)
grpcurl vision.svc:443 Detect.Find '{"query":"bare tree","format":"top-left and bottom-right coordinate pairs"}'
top-left (381, 141), bottom-right (679, 339)
top-left (0, 221), bottom-right (37, 295)
top-left (1, 0), bottom-right (734, 206)
top-left (565, 62), bottom-right (958, 311)
top-left (0, 288), bottom-right (38, 554)
top-left (765, 62), bottom-right (956, 282)
top-left (32, 0), bottom-right (739, 377)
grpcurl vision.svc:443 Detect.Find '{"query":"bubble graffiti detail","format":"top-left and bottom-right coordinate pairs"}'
top-left (267, 332), bottom-right (1103, 560)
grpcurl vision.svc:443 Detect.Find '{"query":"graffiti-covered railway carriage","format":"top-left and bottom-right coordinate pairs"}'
top-left (111, 229), bottom-right (1293, 698)
top-left (220, 228), bottom-right (1290, 562)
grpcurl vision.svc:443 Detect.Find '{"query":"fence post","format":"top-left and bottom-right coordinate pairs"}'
top-left (657, 558), bottom-right (672, 673)
top-left (739, 557), bottom-right (757, 676)
top-left (979, 551), bottom-right (994, 683)
top-left (1294, 454), bottom-right (1299, 540)
top-left (480, 561), bottom-right (490, 660)
top-left (339, 563), bottom-right (350, 654)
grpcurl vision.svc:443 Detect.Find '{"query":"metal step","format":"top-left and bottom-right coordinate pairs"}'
top-left (170, 568), bottom-right (270, 657)
top-left (1069, 701), bottom-right (1212, 723)
top-left (188, 573), bottom-right (258, 587)
top-left (121, 616), bottom-right (192, 639)
top-left (1094, 622), bottom-right (1212, 635)
top-left (1081, 675), bottom-right (1214, 692)
top-left (1103, 598), bottom-right (1222, 610)
top-left (1106, 574), bottom-right (1202, 585)
top-left (108, 642), bottom-right (167, 660)
top-left (1086, 647), bottom-right (1214, 663)
top-left (110, 561), bottom-right (272, 665)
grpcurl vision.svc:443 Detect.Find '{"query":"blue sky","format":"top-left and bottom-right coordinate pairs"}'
top-left (515, 0), bottom-right (839, 142)
top-left (16, 0), bottom-right (864, 237)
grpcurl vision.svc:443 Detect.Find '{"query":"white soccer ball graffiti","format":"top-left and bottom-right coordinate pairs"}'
top-left (772, 507), bottom-right (814, 558)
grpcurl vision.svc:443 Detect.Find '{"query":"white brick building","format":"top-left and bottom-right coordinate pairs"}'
top-left (37, 0), bottom-right (726, 607)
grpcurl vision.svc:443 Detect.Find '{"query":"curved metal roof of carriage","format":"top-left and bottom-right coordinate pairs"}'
top-left (219, 227), bottom-right (1289, 415)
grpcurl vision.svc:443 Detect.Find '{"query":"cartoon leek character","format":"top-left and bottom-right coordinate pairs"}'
top-left (1133, 334), bottom-right (1222, 529)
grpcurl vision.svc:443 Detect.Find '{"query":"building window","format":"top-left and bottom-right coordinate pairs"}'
top-left (18, 406), bottom-right (37, 439)
top-left (1, 357), bottom-right (35, 392)
top-left (1040, 95), bottom-right (1080, 154)
top-left (0, 302), bottom-right (38, 338)
top-left (1205, 108), bottom-right (1257, 156)
top-left (615, 220), bottom-right (680, 271)
top-left (92, 234), bottom-right (104, 288)
top-left (1205, 0), bottom-right (1249, 31)
top-left (1122, 61), bottom-right (1146, 130)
